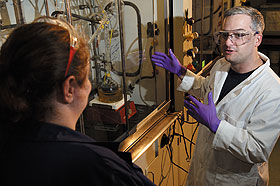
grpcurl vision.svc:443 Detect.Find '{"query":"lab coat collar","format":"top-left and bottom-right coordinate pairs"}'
top-left (5, 120), bottom-right (131, 166)
top-left (214, 52), bottom-right (270, 105)
top-left (23, 121), bottom-right (122, 152)
top-left (212, 59), bottom-right (231, 103)
top-left (17, 120), bottom-right (96, 143)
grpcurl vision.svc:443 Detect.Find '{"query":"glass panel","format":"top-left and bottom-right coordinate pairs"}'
top-left (0, 0), bottom-right (168, 143)
top-left (83, 0), bottom-right (167, 142)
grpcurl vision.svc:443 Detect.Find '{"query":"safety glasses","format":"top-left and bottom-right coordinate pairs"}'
top-left (33, 17), bottom-right (79, 77)
top-left (65, 37), bottom-right (78, 77)
top-left (214, 30), bottom-right (259, 46)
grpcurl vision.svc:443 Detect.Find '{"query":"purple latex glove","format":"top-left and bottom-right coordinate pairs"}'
top-left (151, 49), bottom-right (186, 77)
top-left (184, 92), bottom-right (221, 133)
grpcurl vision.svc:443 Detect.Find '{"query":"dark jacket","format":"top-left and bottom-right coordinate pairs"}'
top-left (0, 121), bottom-right (156, 186)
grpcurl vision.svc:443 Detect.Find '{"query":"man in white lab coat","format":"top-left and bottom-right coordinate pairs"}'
top-left (152, 6), bottom-right (280, 186)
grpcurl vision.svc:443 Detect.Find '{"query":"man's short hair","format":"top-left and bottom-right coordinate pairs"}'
top-left (224, 6), bottom-right (265, 33)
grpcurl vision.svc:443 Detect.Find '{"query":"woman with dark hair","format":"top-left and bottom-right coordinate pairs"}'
top-left (0, 17), bottom-right (155, 186)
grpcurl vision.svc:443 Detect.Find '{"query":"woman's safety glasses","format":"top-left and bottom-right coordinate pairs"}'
top-left (214, 30), bottom-right (259, 46)
top-left (33, 17), bottom-right (79, 77)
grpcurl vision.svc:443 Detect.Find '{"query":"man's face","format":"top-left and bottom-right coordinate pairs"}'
top-left (220, 14), bottom-right (260, 65)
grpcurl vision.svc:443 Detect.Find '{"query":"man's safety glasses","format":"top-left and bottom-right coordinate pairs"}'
top-left (214, 30), bottom-right (259, 46)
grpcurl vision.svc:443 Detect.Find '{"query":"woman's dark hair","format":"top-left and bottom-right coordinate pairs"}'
top-left (0, 17), bottom-right (90, 123)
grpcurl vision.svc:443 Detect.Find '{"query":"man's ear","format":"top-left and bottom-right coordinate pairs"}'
top-left (255, 33), bottom-right (263, 47)
top-left (62, 75), bottom-right (76, 103)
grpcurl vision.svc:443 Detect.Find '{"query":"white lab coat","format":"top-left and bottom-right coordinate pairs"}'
top-left (178, 52), bottom-right (280, 186)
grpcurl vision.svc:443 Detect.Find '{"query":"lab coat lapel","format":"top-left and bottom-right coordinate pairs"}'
top-left (212, 61), bottom-right (230, 104)
top-left (217, 82), bottom-right (246, 106)
top-left (216, 53), bottom-right (269, 106)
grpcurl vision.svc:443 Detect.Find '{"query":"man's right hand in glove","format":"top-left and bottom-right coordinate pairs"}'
top-left (151, 49), bottom-right (186, 80)
top-left (184, 91), bottom-right (221, 133)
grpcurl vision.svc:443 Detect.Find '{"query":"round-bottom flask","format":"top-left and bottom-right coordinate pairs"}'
top-left (98, 73), bottom-right (122, 103)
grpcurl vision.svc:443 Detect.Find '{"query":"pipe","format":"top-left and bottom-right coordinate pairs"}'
top-left (106, 1), bottom-right (143, 77)
top-left (44, 0), bottom-right (50, 16)
top-left (64, 0), bottom-right (72, 24)
top-left (51, 11), bottom-right (99, 23)
top-left (12, 0), bottom-right (25, 25)
top-left (117, 0), bottom-right (130, 134)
